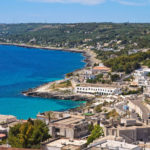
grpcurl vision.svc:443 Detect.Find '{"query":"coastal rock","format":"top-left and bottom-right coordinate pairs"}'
top-left (22, 90), bottom-right (93, 101)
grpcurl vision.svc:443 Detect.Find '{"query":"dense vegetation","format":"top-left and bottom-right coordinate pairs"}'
top-left (1, 23), bottom-right (150, 49)
top-left (110, 74), bottom-right (120, 81)
top-left (104, 51), bottom-right (150, 73)
top-left (8, 119), bottom-right (50, 149)
top-left (123, 87), bottom-right (143, 95)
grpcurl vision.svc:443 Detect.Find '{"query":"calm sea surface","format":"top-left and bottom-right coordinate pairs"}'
top-left (0, 45), bottom-right (85, 119)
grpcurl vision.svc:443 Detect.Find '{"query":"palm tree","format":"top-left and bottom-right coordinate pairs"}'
top-left (45, 111), bottom-right (54, 124)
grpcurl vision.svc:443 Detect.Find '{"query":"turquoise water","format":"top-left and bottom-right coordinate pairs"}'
top-left (0, 45), bottom-right (85, 119)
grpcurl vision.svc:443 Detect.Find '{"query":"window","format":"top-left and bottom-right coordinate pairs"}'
top-left (55, 128), bottom-right (60, 132)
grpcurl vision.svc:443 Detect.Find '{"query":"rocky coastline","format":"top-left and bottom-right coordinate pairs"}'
top-left (22, 90), bottom-right (94, 101)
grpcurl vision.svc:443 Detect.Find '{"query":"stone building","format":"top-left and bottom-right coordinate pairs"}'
top-left (48, 114), bottom-right (89, 139)
top-left (101, 118), bottom-right (150, 144)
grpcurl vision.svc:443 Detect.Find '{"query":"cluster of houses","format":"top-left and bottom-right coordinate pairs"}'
top-left (130, 68), bottom-right (150, 97)
top-left (75, 64), bottom-right (111, 83)
top-left (1, 94), bottom-right (150, 149)
top-left (36, 110), bottom-right (150, 150)
top-left (73, 65), bottom-right (150, 98)
top-left (35, 90), bottom-right (150, 149)
top-left (2, 66), bottom-right (150, 149)
top-left (73, 63), bottom-right (123, 96)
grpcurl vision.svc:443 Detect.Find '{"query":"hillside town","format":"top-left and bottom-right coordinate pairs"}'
top-left (1, 49), bottom-right (150, 150)
top-left (1, 0), bottom-right (150, 146)
top-left (2, 21), bottom-right (150, 150)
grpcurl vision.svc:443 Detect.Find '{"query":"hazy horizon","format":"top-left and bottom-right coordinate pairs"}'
top-left (1, 22), bottom-right (150, 24)
top-left (0, 0), bottom-right (150, 23)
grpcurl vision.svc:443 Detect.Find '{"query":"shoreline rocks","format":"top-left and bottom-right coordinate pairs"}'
top-left (22, 90), bottom-right (94, 101)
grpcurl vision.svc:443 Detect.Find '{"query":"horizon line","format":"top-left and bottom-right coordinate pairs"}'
top-left (1, 21), bottom-right (150, 24)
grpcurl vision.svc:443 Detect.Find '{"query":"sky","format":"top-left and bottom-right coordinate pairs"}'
top-left (0, 0), bottom-right (150, 23)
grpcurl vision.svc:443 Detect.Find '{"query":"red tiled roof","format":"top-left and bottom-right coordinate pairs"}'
top-left (93, 66), bottom-right (110, 71)
top-left (0, 134), bottom-right (6, 138)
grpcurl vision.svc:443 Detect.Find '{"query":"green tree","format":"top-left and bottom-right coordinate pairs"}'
top-left (87, 125), bottom-right (104, 145)
top-left (111, 74), bottom-right (120, 82)
top-left (8, 119), bottom-right (50, 149)
top-left (45, 111), bottom-right (54, 124)
top-left (88, 123), bottom-right (94, 133)
top-left (94, 104), bottom-right (102, 113)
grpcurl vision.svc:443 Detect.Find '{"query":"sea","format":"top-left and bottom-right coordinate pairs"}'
top-left (0, 45), bottom-right (86, 120)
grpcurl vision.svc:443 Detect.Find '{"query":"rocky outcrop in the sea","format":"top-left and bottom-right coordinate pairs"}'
top-left (22, 79), bottom-right (94, 101)
top-left (22, 90), bottom-right (93, 101)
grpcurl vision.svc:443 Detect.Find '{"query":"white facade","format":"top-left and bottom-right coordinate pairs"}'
top-left (133, 68), bottom-right (150, 87)
top-left (90, 140), bottom-right (142, 150)
top-left (0, 115), bottom-right (17, 124)
top-left (134, 76), bottom-right (150, 86)
top-left (134, 68), bottom-right (150, 77)
top-left (127, 100), bottom-right (143, 119)
top-left (75, 85), bottom-right (122, 95)
top-left (45, 138), bottom-right (86, 150)
top-left (84, 69), bottom-right (95, 80)
top-left (144, 85), bottom-right (150, 96)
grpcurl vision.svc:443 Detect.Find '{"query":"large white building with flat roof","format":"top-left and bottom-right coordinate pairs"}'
top-left (75, 84), bottom-right (122, 95)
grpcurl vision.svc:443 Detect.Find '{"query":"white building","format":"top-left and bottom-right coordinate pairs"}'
top-left (0, 115), bottom-right (17, 124)
top-left (84, 69), bottom-right (95, 80)
top-left (75, 84), bottom-right (122, 95)
top-left (43, 138), bottom-right (86, 150)
top-left (134, 76), bottom-right (150, 86)
top-left (133, 68), bottom-right (150, 87)
top-left (144, 85), bottom-right (150, 97)
top-left (87, 139), bottom-right (142, 150)
top-left (134, 68), bottom-right (150, 77)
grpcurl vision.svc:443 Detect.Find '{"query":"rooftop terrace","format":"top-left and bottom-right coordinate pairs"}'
top-left (46, 138), bottom-right (86, 148)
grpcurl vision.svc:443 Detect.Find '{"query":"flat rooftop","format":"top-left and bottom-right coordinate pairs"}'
top-left (93, 66), bottom-right (110, 71)
top-left (77, 83), bottom-right (119, 88)
top-left (52, 117), bottom-right (83, 126)
top-left (0, 115), bottom-right (16, 122)
top-left (118, 125), bottom-right (150, 130)
top-left (93, 140), bottom-right (140, 149)
top-left (100, 140), bottom-right (140, 149)
top-left (46, 138), bottom-right (86, 148)
top-left (135, 67), bottom-right (150, 72)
